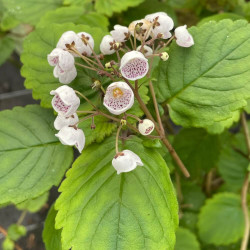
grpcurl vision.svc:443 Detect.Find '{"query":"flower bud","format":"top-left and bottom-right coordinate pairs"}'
top-left (112, 150), bottom-right (143, 174)
top-left (120, 51), bottom-right (148, 80)
top-left (136, 45), bottom-right (153, 56)
top-left (128, 19), bottom-right (152, 40)
top-left (50, 85), bottom-right (80, 117)
top-left (138, 119), bottom-right (155, 135)
top-left (100, 35), bottom-right (115, 55)
top-left (175, 25), bottom-right (194, 47)
top-left (160, 52), bottom-right (169, 61)
top-left (77, 32), bottom-right (95, 56)
top-left (103, 81), bottom-right (134, 115)
top-left (54, 113), bottom-right (79, 130)
top-left (110, 25), bottom-right (130, 42)
top-left (55, 126), bottom-right (85, 153)
top-left (53, 65), bottom-right (77, 84)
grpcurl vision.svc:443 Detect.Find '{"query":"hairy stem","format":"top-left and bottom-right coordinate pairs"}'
top-left (116, 124), bottom-right (123, 153)
top-left (75, 90), bottom-right (97, 109)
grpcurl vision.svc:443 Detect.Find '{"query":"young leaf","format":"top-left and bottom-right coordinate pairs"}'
top-left (175, 227), bottom-right (200, 250)
top-left (155, 20), bottom-right (250, 133)
top-left (21, 22), bottom-right (108, 109)
top-left (55, 136), bottom-right (178, 250)
top-left (198, 193), bottom-right (244, 245)
top-left (0, 105), bottom-right (73, 205)
top-left (7, 224), bottom-right (26, 241)
top-left (43, 204), bottom-right (62, 250)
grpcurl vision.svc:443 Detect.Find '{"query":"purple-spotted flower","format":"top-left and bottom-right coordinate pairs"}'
top-left (100, 35), bottom-right (115, 55)
top-left (112, 150), bottom-right (143, 174)
top-left (138, 119), bottom-right (155, 135)
top-left (54, 113), bottom-right (79, 130)
top-left (175, 25), bottom-right (194, 47)
top-left (103, 81), bottom-right (134, 115)
top-left (120, 51), bottom-right (149, 80)
top-left (50, 86), bottom-right (80, 117)
top-left (128, 19), bottom-right (152, 40)
top-left (110, 25), bottom-right (130, 42)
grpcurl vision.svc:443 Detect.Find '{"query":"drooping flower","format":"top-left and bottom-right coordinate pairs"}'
top-left (53, 65), bottom-right (77, 84)
top-left (100, 35), bottom-right (116, 55)
top-left (112, 150), bottom-right (143, 174)
top-left (56, 31), bottom-right (87, 57)
top-left (77, 32), bottom-right (94, 56)
top-left (103, 81), bottom-right (134, 115)
top-left (50, 85), bottom-right (80, 117)
top-left (136, 45), bottom-right (153, 56)
top-left (54, 113), bottom-right (79, 130)
top-left (110, 25), bottom-right (130, 42)
top-left (175, 25), bottom-right (194, 47)
top-left (138, 119), bottom-right (155, 135)
top-left (145, 12), bottom-right (174, 39)
top-left (120, 51), bottom-right (148, 80)
top-left (128, 19), bottom-right (152, 40)
top-left (55, 126), bottom-right (85, 153)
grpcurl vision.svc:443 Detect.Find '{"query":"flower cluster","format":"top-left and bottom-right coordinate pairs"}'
top-left (48, 12), bottom-right (194, 174)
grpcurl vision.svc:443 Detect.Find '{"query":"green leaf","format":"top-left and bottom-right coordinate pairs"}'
top-left (198, 193), bottom-right (244, 246)
top-left (0, 105), bottom-right (73, 205)
top-left (94, 0), bottom-right (145, 17)
top-left (1, 0), bottom-right (62, 29)
top-left (16, 191), bottom-right (49, 212)
top-left (155, 20), bottom-right (250, 133)
top-left (0, 36), bottom-right (15, 66)
top-left (180, 212), bottom-right (198, 232)
top-left (21, 22), bottom-right (107, 109)
top-left (43, 204), bottom-right (62, 250)
top-left (2, 237), bottom-right (15, 250)
top-left (175, 227), bottom-right (200, 250)
top-left (55, 136), bottom-right (178, 250)
top-left (7, 224), bottom-right (26, 241)
top-left (173, 128), bottom-right (220, 177)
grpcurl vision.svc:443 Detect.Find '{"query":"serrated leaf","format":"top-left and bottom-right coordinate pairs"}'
top-left (16, 191), bottom-right (49, 212)
top-left (173, 128), bottom-right (220, 177)
top-left (43, 204), bottom-right (62, 250)
top-left (1, 0), bottom-right (62, 30)
top-left (155, 20), bottom-right (250, 133)
top-left (94, 0), bottom-right (145, 17)
top-left (21, 22), bottom-right (108, 109)
top-left (175, 227), bottom-right (200, 250)
top-left (55, 136), bottom-right (178, 250)
top-left (198, 193), bottom-right (244, 246)
top-left (0, 105), bottom-right (73, 205)
top-left (7, 224), bottom-right (26, 241)
top-left (0, 36), bottom-right (15, 66)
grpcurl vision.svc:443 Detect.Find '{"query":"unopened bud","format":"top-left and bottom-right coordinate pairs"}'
top-left (160, 52), bottom-right (169, 61)
top-left (105, 62), bottom-right (112, 68)
top-left (120, 119), bottom-right (127, 126)
top-left (92, 80), bottom-right (101, 89)
top-left (114, 42), bottom-right (120, 50)
top-left (138, 119), bottom-right (155, 135)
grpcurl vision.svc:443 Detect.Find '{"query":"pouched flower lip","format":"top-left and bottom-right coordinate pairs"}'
top-left (120, 51), bottom-right (149, 81)
top-left (54, 113), bottom-right (79, 130)
top-left (128, 19), bottom-right (152, 40)
top-left (103, 81), bottom-right (134, 115)
top-left (48, 48), bottom-right (75, 71)
top-left (145, 12), bottom-right (174, 39)
top-left (136, 45), bottom-right (153, 56)
top-left (112, 150), bottom-right (143, 174)
top-left (55, 126), bottom-right (85, 153)
top-left (138, 119), bottom-right (155, 135)
top-left (175, 25), bottom-right (194, 48)
top-left (77, 32), bottom-right (94, 56)
top-left (110, 24), bottom-right (130, 43)
top-left (53, 65), bottom-right (77, 84)
top-left (100, 35), bottom-right (116, 55)
top-left (50, 85), bottom-right (80, 117)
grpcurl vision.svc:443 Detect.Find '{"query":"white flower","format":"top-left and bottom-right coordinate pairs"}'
top-left (54, 113), bottom-right (79, 130)
top-left (77, 32), bottom-right (94, 56)
top-left (55, 126), bottom-right (85, 153)
top-left (53, 65), bottom-right (77, 84)
top-left (112, 150), bottom-right (143, 174)
top-left (56, 31), bottom-right (87, 57)
top-left (136, 45), bottom-right (153, 56)
top-left (175, 25), bottom-right (194, 47)
top-left (47, 48), bottom-right (75, 71)
top-left (120, 51), bottom-right (149, 80)
top-left (128, 19), bottom-right (152, 40)
top-left (145, 12), bottom-right (174, 39)
top-left (138, 119), bottom-right (155, 135)
top-left (103, 81), bottom-right (134, 115)
top-left (100, 35), bottom-right (115, 55)
top-left (50, 85), bottom-right (80, 117)
top-left (110, 25), bottom-right (130, 42)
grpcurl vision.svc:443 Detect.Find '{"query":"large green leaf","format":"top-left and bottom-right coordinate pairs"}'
top-left (155, 20), bottom-right (250, 133)
top-left (175, 227), bottom-right (200, 250)
top-left (0, 105), bottom-right (73, 205)
top-left (198, 193), bottom-right (244, 246)
top-left (55, 136), bottom-right (178, 250)
top-left (173, 128), bottom-right (220, 177)
top-left (21, 22), bottom-right (107, 109)
top-left (1, 0), bottom-right (62, 30)
top-left (43, 204), bottom-right (62, 250)
top-left (0, 35), bottom-right (15, 66)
